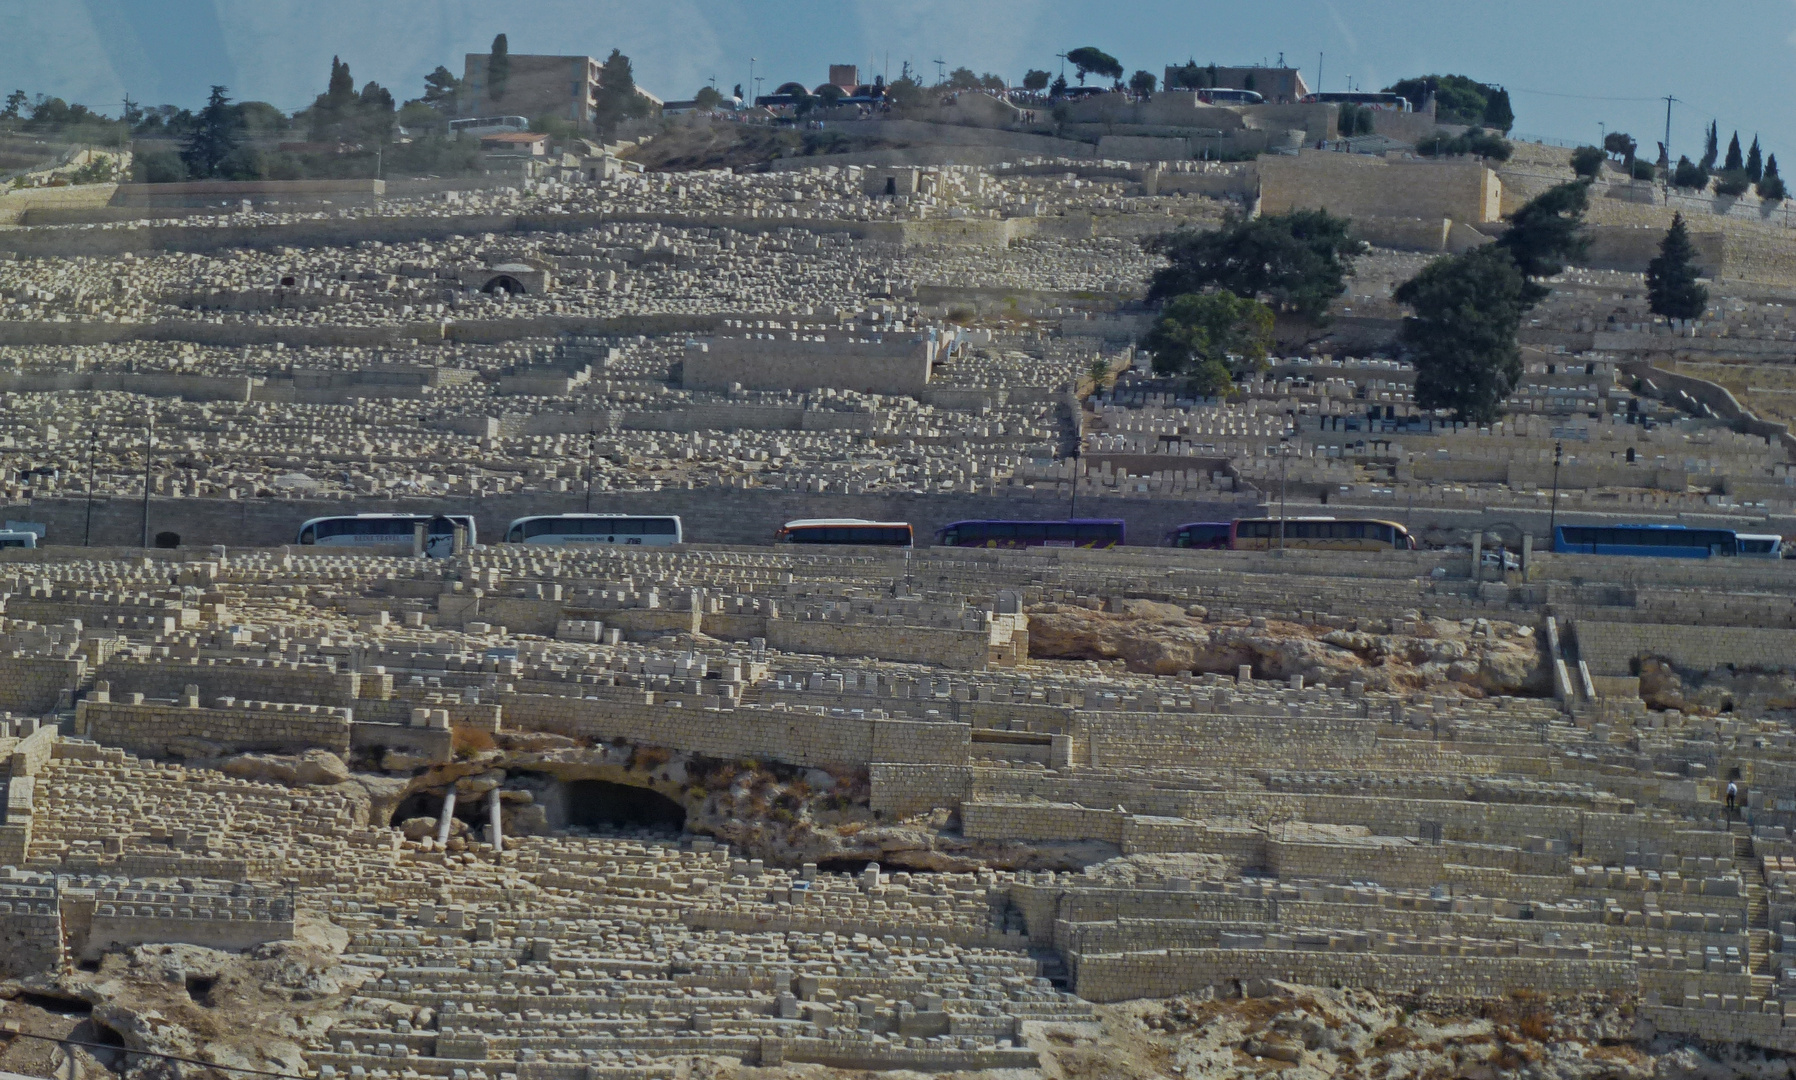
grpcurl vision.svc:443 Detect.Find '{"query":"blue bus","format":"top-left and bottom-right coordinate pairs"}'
top-left (1553, 524), bottom-right (1738, 558)
top-left (935, 519), bottom-right (1124, 549)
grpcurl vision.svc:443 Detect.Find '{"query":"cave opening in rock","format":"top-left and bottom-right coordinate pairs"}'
top-left (17, 990), bottom-right (92, 1015)
top-left (562, 780), bottom-right (686, 833)
top-left (812, 858), bottom-right (942, 875)
top-left (184, 975), bottom-right (217, 1006)
top-left (814, 857), bottom-right (883, 874)
top-left (68, 1019), bottom-right (128, 1073)
top-left (391, 790), bottom-right (485, 828)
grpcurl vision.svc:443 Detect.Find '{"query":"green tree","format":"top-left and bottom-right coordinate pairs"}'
top-left (1393, 246), bottom-right (1528, 424)
top-left (1714, 170), bottom-right (1750, 197)
top-left (1384, 75), bottom-right (1508, 128)
top-left (1569, 145), bottom-right (1605, 178)
top-left (946, 67), bottom-right (981, 90)
top-left (1493, 178), bottom-right (1589, 305)
top-left (815, 84), bottom-right (845, 108)
top-left (422, 66), bottom-right (461, 110)
top-left (487, 34), bottom-right (510, 102)
top-left (2, 90), bottom-right (26, 122)
top-left (693, 86), bottom-right (724, 111)
top-left (885, 76), bottom-right (926, 110)
top-left (309, 56), bottom-right (359, 141)
top-left (179, 85), bottom-right (239, 178)
top-left (397, 100), bottom-right (446, 136)
top-left (593, 48), bottom-right (651, 135)
top-left (1129, 70), bottom-right (1156, 95)
top-left (1065, 47), bottom-right (1123, 85)
top-left (1759, 154), bottom-right (1788, 202)
top-left (1415, 126), bottom-right (1511, 162)
top-left (1138, 291), bottom-right (1275, 394)
top-left (1672, 155), bottom-right (1709, 191)
top-left (1021, 69), bottom-right (1050, 92)
top-left (1700, 120), bottom-right (1719, 171)
top-left (1049, 74), bottom-right (1068, 98)
top-left (1603, 130), bottom-right (1637, 164)
top-left (1646, 213), bottom-right (1708, 321)
top-left (1145, 209), bottom-right (1361, 325)
top-left (358, 81), bottom-right (396, 144)
top-left (1746, 136), bottom-right (1763, 182)
top-left (1724, 131), bottom-right (1743, 172)
top-left (1480, 87), bottom-right (1514, 131)
top-left (234, 101), bottom-right (288, 135)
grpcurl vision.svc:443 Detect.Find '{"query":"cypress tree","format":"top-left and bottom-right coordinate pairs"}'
top-left (1746, 136), bottom-right (1763, 182)
top-left (1646, 213), bottom-right (1709, 321)
top-left (327, 57), bottom-right (355, 109)
top-left (1759, 155), bottom-right (1788, 202)
top-left (1724, 131), bottom-right (1743, 172)
top-left (488, 34), bottom-right (510, 102)
top-left (1701, 120), bottom-right (1719, 171)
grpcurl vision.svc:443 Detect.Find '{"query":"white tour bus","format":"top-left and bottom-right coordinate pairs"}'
top-left (505, 514), bottom-right (684, 546)
top-left (297, 514), bottom-right (477, 558)
top-left (0, 530), bottom-right (38, 549)
top-left (1737, 533), bottom-right (1785, 559)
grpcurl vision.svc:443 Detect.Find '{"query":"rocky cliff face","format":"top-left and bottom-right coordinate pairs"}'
top-left (1027, 600), bottom-right (1550, 698)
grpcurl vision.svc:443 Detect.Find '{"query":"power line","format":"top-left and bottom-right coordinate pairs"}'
top-left (1508, 87), bottom-right (1670, 103)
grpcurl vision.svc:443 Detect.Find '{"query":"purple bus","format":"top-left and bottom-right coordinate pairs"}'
top-left (934, 519), bottom-right (1125, 549)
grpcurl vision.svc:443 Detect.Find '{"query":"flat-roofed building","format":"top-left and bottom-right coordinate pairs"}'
top-left (461, 53), bottom-right (663, 126)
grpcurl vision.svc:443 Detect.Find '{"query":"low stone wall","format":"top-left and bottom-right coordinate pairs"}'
top-left (0, 654), bottom-right (84, 713)
top-left (74, 695), bottom-right (353, 758)
top-left (495, 692), bottom-right (970, 770)
top-left (80, 910), bottom-right (295, 960)
top-left (1577, 620), bottom-right (1796, 678)
top-left (0, 887), bottom-right (62, 976)
top-left (99, 655), bottom-right (361, 708)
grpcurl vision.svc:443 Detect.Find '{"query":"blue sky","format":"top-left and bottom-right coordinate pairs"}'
top-left (5, 0), bottom-right (1795, 165)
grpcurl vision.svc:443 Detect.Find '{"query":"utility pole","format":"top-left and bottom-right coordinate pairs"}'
top-left (1548, 441), bottom-right (1564, 543)
top-left (1662, 95), bottom-right (1679, 195)
top-left (748, 57), bottom-right (756, 104)
top-left (1055, 53), bottom-right (1067, 82)
top-left (1317, 52), bottom-right (1323, 95)
top-left (140, 410), bottom-right (155, 549)
top-left (933, 59), bottom-right (946, 85)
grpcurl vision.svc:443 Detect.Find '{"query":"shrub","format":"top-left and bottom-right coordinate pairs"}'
top-left (1713, 169), bottom-right (1751, 197)
top-left (1630, 158), bottom-right (1656, 181)
top-left (1671, 156), bottom-right (1709, 190)
top-left (1416, 126), bottom-right (1511, 162)
top-left (1569, 145), bottom-right (1605, 178)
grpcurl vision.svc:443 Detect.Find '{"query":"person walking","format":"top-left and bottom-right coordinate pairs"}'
top-left (1726, 780), bottom-right (1738, 818)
